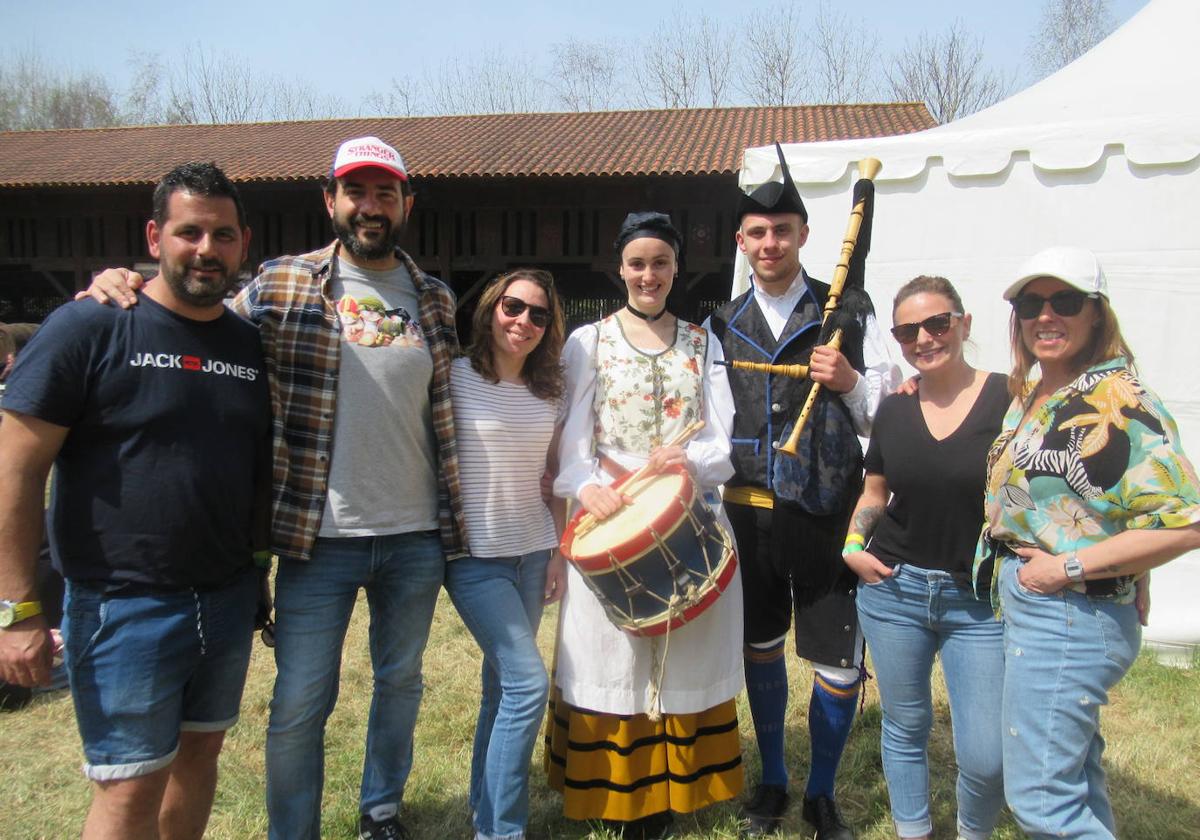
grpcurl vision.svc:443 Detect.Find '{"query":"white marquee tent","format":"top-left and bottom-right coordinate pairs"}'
top-left (735, 0), bottom-right (1200, 663)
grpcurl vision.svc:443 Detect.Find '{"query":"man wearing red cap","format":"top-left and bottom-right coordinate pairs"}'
top-left (86, 137), bottom-right (465, 840)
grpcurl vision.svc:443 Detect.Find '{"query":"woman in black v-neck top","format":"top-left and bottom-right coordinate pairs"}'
top-left (843, 276), bottom-right (1008, 840)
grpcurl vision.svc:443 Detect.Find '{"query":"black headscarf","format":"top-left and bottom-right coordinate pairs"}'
top-left (613, 211), bottom-right (683, 257)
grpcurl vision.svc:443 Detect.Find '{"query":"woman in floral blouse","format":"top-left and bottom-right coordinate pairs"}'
top-left (976, 246), bottom-right (1200, 840)
top-left (548, 212), bottom-right (742, 839)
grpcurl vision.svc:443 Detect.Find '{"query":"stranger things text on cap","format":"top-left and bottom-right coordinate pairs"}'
top-left (330, 136), bottom-right (408, 181)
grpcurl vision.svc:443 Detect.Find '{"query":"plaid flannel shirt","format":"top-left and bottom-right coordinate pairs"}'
top-left (231, 240), bottom-right (467, 562)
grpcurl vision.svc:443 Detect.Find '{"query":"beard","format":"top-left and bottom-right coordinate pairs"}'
top-left (332, 211), bottom-right (406, 261)
top-left (159, 258), bottom-right (239, 308)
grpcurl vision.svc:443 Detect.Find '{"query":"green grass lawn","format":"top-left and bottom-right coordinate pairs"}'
top-left (3, 590), bottom-right (1198, 839)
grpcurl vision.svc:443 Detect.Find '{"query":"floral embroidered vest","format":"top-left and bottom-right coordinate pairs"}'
top-left (593, 314), bottom-right (707, 455)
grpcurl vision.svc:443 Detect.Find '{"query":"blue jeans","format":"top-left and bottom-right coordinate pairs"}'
top-left (857, 565), bottom-right (1005, 840)
top-left (444, 551), bottom-right (551, 840)
top-left (63, 570), bottom-right (257, 781)
top-left (998, 560), bottom-right (1140, 840)
top-left (265, 532), bottom-right (444, 840)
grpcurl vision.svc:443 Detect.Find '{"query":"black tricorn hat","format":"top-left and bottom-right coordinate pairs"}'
top-left (736, 142), bottom-right (807, 223)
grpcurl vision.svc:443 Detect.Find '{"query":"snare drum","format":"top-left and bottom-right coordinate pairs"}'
top-left (561, 466), bottom-right (736, 636)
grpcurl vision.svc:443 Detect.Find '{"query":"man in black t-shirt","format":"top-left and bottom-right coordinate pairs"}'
top-left (0, 163), bottom-right (270, 839)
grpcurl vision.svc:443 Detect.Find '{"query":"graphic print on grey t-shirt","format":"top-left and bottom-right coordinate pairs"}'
top-left (335, 287), bottom-right (426, 350)
top-left (319, 258), bottom-right (439, 538)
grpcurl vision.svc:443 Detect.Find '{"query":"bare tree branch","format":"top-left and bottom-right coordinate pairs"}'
top-left (550, 39), bottom-right (623, 112)
top-left (121, 53), bottom-right (166, 125)
top-left (0, 49), bottom-right (120, 131)
top-left (736, 4), bottom-right (809, 106)
top-left (423, 52), bottom-right (547, 115)
top-left (806, 1), bottom-right (883, 103)
top-left (887, 22), bottom-right (1012, 123)
top-left (635, 36), bottom-right (700, 109)
top-left (265, 79), bottom-right (346, 121)
top-left (138, 45), bottom-right (343, 124)
top-left (364, 77), bottom-right (423, 117)
top-left (696, 14), bottom-right (735, 107)
top-left (633, 12), bottom-right (733, 109)
top-left (163, 46), bottom-right (264, 123)
top-left (1027, 0), bottom-right (1114, 78)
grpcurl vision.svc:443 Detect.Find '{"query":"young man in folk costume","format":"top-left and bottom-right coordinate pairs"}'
top-left (707, 147), bottom-right (898, 839)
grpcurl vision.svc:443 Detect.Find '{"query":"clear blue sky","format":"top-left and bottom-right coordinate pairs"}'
top-left (4, 0), bottom-right (1149, 109)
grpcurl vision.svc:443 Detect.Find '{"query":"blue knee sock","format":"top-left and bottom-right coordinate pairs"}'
top-left (805, 673), bottom-right (860, 800)
top-left (744, 642), bottom-right (789, 787)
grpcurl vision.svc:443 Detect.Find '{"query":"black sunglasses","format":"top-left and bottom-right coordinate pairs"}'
top-left (499, 295), bottom-right (551, 328)
top-left (890, 312), bottom-right (962, 344)
top-left (1012, 290), bottom-right (1097, 320)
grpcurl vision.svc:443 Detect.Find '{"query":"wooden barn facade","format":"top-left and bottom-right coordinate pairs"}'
top-left (0, 105), bottom-right (933, 332)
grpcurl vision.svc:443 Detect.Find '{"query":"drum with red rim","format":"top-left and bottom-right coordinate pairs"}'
top-left (560, 466), bottom-right (736, 636)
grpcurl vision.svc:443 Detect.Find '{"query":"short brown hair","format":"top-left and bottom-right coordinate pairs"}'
top-left (467, 268), bottom-right (565, 401)
top-left (892, 275), bottom-right (964, 317)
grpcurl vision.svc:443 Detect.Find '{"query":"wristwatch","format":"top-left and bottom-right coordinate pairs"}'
top-left (1063, 552), bottom-right (1086, 584)
top-left (0, 599), bottom-right (43, 628)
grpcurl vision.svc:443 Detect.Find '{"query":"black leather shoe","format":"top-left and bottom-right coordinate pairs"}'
top-left (801, 794), bottom-right (855, 840)
top-left (602, 812), bottom-right (675, 839)
top-left (738, 783), bottom-right (790, 836)
top-left (633, 811), bottom-right (675, 839)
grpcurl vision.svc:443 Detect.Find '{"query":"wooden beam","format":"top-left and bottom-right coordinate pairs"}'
top-left (458, 275), bottom-right (491, 308)
top-left (38, 270), bottom-right (71, 298)
top-left (602, 270), bottom-right (624, 294)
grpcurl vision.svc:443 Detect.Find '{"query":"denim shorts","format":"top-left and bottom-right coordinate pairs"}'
top-left (62, 569), bottom-right (258, 781)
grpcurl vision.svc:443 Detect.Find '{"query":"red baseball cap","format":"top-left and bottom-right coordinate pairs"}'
top-left (329, 136), bottom-right (408, 181)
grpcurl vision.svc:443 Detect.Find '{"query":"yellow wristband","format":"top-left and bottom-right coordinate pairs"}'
top-left (0, 599), bottom-right (42, 628)
top-left (845, 533), bottom-right (866, 545)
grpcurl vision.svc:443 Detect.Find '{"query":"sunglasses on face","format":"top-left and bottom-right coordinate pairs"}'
top-left (499, 295), bottom-right (551, 328)
top-left (1012, 290), bottom-right (1097, 320)
top-left (890, 311), bottom-right (962, 344)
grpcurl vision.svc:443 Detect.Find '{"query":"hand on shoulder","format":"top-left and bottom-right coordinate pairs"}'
top-left (75, 268), bottom-right (145, 309)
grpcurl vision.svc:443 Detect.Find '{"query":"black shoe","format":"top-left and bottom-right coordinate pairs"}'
top-left (602, 812), bottom-right (675, 840)
top-left (358, 813), bottom-right (412, 840)
top-left (633, 811), bottom-right (675, 839)
top-left (738, 783), bottom-right (789, 836)
top-left (801, 794), bottom-right (854, 840)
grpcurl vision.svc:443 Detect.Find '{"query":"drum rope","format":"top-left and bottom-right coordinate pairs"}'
top-left (645, 616), bottom-right (672, 723)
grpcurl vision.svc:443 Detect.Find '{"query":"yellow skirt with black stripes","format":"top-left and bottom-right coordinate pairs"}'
top-left (544, 686), bottom-right (744, 821)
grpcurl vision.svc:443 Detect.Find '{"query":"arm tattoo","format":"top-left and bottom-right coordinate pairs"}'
top-left (852, 505), bottom-right (884, 539)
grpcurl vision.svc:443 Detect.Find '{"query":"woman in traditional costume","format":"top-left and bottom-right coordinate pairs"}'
top-left (548, 212), bottom-right (743, 839)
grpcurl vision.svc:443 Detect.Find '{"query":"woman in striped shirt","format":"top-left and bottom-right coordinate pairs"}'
top-left (444, 268), bottom-right (567, 840)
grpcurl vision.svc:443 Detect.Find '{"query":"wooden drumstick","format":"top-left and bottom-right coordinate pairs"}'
top-left (571, 420), bottom-right (706, 539)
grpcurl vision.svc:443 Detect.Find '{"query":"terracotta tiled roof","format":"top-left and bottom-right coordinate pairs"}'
top-left (0, 105), bottom-right (933, 188)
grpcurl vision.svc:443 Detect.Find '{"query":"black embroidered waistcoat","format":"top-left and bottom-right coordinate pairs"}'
top-left (709, 271), bottom-right (867, 516)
